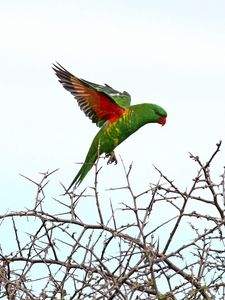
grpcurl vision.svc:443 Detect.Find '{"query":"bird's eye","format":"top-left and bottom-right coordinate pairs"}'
top-left (156, 111), bottom-right (163, 117)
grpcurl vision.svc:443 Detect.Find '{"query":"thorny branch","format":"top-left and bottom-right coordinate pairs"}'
top-left (0, 142), bottom-right (224, 300)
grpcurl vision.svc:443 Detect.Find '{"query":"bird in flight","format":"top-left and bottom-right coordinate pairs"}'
top-left (53, 63), bottom-right (167, 190)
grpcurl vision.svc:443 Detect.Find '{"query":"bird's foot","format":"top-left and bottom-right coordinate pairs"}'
top-left (105, 151), bottom-right (118, 165)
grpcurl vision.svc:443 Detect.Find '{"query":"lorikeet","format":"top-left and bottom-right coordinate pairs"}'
top-left (53, 63), bottom-right (167, 190)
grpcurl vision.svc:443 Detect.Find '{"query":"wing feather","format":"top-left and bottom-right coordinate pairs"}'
top-left (53, 63), bottom-right (128, 126)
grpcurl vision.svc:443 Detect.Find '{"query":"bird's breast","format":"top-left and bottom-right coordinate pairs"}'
top-left (104, 110), bottom-right (134, 141)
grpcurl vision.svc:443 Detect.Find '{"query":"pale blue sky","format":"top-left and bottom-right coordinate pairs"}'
top-left (0, 2), bottom-right (224, 297)
top-left (1, 0), bottom-right (224, 209)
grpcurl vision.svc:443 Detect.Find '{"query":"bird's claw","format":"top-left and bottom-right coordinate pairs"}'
top-left (105, 151), bottom-right (118, 165)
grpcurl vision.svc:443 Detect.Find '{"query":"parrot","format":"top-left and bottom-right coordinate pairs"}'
top-left (52, 63), bottom-right (167, 190)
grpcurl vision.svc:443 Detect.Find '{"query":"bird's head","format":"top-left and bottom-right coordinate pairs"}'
top-left (150, 104), bottom-right (167, 126)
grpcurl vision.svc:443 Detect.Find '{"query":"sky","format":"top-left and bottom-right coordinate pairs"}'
top-left (0, 0), bottom-right (225, 230)
top-left (0, 1), bottom-right (225, 297)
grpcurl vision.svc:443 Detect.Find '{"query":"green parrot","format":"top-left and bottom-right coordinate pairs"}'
top-left (53, 63), bottom-right (167, 190)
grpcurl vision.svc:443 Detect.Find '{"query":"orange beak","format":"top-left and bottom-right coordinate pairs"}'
top-left (159, 117), bottom-right (166, 126)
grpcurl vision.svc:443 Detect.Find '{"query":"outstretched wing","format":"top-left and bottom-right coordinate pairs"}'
top-left (53, 63), bottom-right (131, 126)
top-left (82, 80), bottom-right (131, 108)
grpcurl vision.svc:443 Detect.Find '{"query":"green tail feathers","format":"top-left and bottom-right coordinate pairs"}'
top-left (67, 153), bottom-right (98, 191)
top-left (67, 128), bottom-right (106, 191)
top-left (67, 161), bottom-right (93, 190)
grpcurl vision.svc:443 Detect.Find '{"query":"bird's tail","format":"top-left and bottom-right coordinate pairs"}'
top-left (66, 152), bottom-right (97, 192)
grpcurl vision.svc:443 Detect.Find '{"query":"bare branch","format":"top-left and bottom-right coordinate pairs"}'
top-left (0, 142), bottom-right (224, 299)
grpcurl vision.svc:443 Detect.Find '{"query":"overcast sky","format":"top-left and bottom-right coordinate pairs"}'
top-left (1, 0), bottom-right (224, 212)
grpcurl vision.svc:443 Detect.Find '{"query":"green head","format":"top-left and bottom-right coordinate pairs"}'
top-left (137, 103), bottom-right (167, 126)
top-left (150, 103), bottom-right (167, 126)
